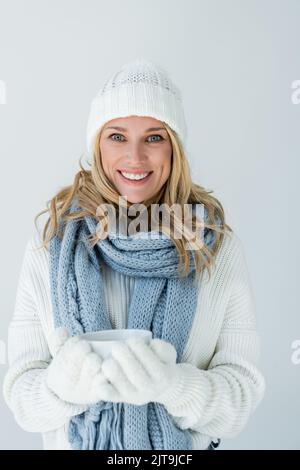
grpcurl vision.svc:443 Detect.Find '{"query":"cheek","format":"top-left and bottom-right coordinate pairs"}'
top-left (160, 153), bottom-right (172, 180)
top-left (100, 144), bottom-right (117, 173)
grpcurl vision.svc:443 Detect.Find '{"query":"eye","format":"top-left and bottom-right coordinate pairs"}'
top-left (108, 133), bottom-right (164, 143)
top-left (147, 135), bottom-right (164, 143)
top-left (109, 133), bottom-right (125, 142)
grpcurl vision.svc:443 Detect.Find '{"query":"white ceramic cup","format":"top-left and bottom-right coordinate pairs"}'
top-left (78, 329), bottom-right (153, 359)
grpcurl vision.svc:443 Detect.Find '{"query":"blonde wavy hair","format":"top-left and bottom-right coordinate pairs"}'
top-left (35, 122), bottom-right (232, 282)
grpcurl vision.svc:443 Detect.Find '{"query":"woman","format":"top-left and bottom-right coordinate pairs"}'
top-left (3, 58), bottom-right (266, 450)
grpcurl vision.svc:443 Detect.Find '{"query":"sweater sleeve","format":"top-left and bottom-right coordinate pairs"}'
top-left (2, 234), bottom-right (88, 433)
top-left (160, 233), bottom-right (266, 439)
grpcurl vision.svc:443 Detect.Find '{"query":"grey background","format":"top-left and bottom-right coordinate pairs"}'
top-left (0, 0), bottom-right (299, 450)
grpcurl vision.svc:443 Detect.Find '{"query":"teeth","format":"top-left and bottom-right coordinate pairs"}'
top-left (120, 171), bottom-right (150, 180)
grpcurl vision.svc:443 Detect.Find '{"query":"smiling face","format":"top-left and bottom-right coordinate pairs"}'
top-left (99, 116), bottom-right (173, 204)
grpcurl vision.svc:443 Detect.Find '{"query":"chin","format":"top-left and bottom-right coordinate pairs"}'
top-left (118, 191), bottom-right (152, 204)
top-left (126, 196), bottom-right (146, 204)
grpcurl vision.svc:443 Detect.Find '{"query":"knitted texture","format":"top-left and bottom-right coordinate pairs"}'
top-left (3, 223), bottom-right (266, 450)
top-left (48, 201), bottom-right (218, 450)
top-left (86, 57), bottom-right (187, 154)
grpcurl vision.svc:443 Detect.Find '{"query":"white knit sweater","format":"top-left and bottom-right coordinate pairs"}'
top-left (2, 228), bottom-right (266, 450)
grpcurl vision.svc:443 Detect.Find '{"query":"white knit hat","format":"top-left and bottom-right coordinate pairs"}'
top-left (86, 57), bottom-right (187, 154)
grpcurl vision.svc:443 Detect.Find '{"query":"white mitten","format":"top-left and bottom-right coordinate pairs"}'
top-left (46, 327), bottom-right (109, 405)
top-left (99, 337), bottom-right (186, 407)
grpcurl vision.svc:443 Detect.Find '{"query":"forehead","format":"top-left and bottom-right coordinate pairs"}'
top-left (103, 115), bottom-right (166, 131)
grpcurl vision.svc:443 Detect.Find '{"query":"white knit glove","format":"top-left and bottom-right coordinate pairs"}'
top-left (46, 327), bottom-right (109, 406)
top-left (99, 337), bottom-right (186, 407)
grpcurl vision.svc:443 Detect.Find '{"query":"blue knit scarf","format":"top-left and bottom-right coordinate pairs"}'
top-left (48, 201), bottom-right (218, 450)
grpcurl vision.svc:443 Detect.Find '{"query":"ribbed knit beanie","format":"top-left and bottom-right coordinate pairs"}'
top-left (86, 57), bottom-right (187, 154)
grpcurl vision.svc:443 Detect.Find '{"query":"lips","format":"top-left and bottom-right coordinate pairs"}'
top-left (118, 169), bottom-right (153, 174)
top-left (117, 170), bottom-right (153, 185)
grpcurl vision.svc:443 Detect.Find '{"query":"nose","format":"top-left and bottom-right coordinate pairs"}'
top-left (125, 142), bottom-right (147, 165)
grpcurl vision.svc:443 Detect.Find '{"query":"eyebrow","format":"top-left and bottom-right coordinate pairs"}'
top-left (104, 126), bottom-right (167, 132)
